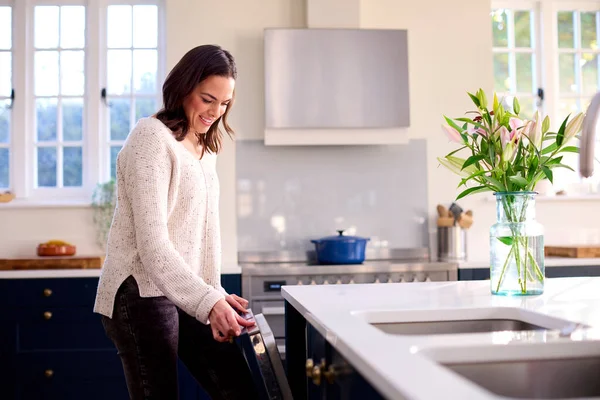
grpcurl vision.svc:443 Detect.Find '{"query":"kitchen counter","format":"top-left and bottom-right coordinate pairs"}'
top-left (282, 277), bottom-right (600, 400)
top-left (0, 263), bottom-right (242, 278)
top-left (459, 256), bottom-right (600, 269)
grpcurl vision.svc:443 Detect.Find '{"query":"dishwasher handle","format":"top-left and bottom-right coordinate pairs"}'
top-left (261, 306), bottom-right (285, 316)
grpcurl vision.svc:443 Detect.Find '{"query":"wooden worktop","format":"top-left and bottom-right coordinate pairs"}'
top-left (0, 256), bottom-right (104, 270)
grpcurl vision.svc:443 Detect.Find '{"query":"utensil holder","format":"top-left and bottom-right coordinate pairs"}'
top-left (437, 226), bottom-right (467, 262)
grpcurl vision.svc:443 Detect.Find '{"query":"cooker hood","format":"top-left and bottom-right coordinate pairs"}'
top-left (263, 0), bottom-right (411, 146)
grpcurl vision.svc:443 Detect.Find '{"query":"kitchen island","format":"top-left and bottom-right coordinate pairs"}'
top-left (282, 277), bottom-right (600, 399)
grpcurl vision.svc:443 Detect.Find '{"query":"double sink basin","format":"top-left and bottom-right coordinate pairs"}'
top-left (355, 307), bottom-right (600, 399)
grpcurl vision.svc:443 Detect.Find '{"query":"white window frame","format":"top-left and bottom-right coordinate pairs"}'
top-left (0, 1), bottom-right (14, 191)
top-left (492, 0), bottom-right (600, 193)
top-left (8, 0), bottom-right (164, 205)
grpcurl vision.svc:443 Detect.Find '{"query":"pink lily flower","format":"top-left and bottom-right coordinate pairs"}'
top-left (442, 125), bottom-right (463, 143)
top-left (467, 126), bottom-right (489, 137)
top-left (509, 117), bottom-right (524, 132)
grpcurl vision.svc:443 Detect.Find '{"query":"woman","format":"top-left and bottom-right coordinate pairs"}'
top-left (94, 45), bottom-right (258, 400)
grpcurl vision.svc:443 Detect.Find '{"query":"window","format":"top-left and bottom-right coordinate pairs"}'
top-left (5, 0), bottom-right (163, 203)
top-left (492, 1), bottom-right (600, 193)
top-left (0, 5), bottom-right (11, 191)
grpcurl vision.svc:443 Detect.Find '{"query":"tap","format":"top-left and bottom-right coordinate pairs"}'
top-left (580, 93), bottom-right (600, 177)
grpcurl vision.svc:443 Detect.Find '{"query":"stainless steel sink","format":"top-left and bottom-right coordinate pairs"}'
top-left (372, 319), bottom-right (548, 335)
top-left (443, 356), bottom-right (600, 399)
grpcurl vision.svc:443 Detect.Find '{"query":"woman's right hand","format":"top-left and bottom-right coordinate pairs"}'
top-left (208, 298), bottom-right (255, 342)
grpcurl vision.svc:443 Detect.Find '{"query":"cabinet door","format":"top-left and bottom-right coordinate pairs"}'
top-left (16, 351), bottom-right (128, 400)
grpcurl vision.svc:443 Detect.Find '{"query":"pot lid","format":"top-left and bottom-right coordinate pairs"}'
top-left (317, 230), bottom-right (370, 242)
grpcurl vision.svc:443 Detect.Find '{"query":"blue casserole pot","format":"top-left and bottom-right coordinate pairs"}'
top-left (311, 230), bottom-right (370, 265)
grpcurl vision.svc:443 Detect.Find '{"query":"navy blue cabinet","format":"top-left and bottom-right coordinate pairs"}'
top-left (459, 265), bottom-right (600, 281)
top-left (0, 273), bottom-right (242, 400)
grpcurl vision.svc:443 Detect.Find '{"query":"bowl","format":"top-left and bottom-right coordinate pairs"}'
top-left (37, 244), bottom-right (77, 257)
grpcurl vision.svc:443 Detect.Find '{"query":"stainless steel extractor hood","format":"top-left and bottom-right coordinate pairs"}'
top-left (264, 28), bottom-right (410, 131)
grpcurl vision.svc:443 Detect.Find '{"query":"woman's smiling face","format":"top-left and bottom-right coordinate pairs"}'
top-left (183, 75), bottom-right (235, 134)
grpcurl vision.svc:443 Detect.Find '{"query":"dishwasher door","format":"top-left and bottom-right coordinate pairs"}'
top-left (235, 311), bottom-right (293, 400)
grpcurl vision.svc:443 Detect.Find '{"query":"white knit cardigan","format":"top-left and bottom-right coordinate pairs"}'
top-left (93, 117), bottom-right (227, 323)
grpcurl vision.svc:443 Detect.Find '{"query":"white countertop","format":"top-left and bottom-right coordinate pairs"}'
top-left (282, 277), bottom-right (600, 400)
top-left (0, 263), bottom-right (242, 279)
top-left (459, 256), bottom-right (600, 269)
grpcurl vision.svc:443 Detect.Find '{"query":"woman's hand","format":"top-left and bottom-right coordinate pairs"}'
top-left (208, 298), bottom-right (254, 343)
top-left (225, 294), bottom-right (249, 314)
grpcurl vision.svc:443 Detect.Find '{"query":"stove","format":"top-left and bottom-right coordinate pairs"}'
top-left (240, 248), bottom-right (459, 358)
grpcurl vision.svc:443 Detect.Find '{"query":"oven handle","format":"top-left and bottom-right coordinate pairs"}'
top-left (262, 306), bottom-right (285, 316)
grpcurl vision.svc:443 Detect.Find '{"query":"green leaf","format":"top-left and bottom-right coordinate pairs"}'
top-left (497, 237), bottom-right (514, 246)
top-left (508, 176), bottom-right (528, 188)
top-left (528, 157), bottom-right (539, 181)
top-left (546, 156), bottom-right (563, 165)
top-left (493, 93), bottom-right (499, 115)
top-left (541, 143), bottom-right (558, 155)
top-left (444, 116), bottom-right (463, 133)
top-left (542, 116), bottom-right (550, 134)
top-left (482, 175), bottom-right (506, 191)
top-left (556, 115), bottom-right (569, 147)
top-left (458, 169), bottom-right (489, 187)
top-left (542, 166), bottom-right (554, 183)
top-left (455, 117), bottom-right (481, 126)
top-left (546, 163), bottom-right (575, 172)
top-left (558, 146), bottom-right (579, 154)
top-left (456, 185), bottom-right (489, 200)
top-left (513, 97), bottom-right (521, 115)
top-left (462, 154), bottom-right (486, 170)
top-left (468, 92), bottom-right (480, 108)
top-left (446, 145), bottom-right (469, 157)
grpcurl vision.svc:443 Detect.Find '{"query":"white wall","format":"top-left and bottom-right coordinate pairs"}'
top-left (1, 0), bottom-right (599, 264)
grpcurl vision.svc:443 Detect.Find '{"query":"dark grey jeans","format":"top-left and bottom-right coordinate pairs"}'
top-left (101, 276), bottom-right (259, 400)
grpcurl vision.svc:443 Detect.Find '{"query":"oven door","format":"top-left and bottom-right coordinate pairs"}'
top-left (235, 311), bottom-right (293, 400)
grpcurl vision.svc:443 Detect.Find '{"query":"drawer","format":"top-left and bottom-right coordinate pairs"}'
top-left (16, 350), bottom-right (128, 399)
top-left (251, 300), bottom-right (285, 338)
top-left (16, 306), bottom-right (114, 352)
top-left (0, 278), bottom-right (99, 308)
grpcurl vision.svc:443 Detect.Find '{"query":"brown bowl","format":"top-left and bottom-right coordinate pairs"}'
top-left (37, 244), bottom-right (77, 257)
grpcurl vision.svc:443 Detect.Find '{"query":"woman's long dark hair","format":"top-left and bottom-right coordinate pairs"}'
top-left (156, 45), bottom-right (237, 156)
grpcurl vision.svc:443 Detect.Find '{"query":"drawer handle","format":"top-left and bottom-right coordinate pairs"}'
top-left (43, 288), bottom-right (53, 297)
top-left (43, 311), bottom-right (53, 320)
top-left (262, 306), bottom-right (285, 316)
top-left (44, 369), bottom-right (54, 378)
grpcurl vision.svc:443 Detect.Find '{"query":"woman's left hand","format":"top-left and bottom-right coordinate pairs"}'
top-left (225, 294), bottom-right (250, 314)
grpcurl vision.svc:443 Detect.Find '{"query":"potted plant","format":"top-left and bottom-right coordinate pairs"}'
top-left (438, 89), bottom-right (583, 296)
top-left (91, 180), bottom-right (117, 251)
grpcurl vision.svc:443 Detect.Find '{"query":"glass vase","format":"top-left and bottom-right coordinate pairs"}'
top-left (490, 192), bottom-right (545, 296)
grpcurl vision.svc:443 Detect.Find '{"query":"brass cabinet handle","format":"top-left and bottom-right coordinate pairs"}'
top-left (43, 311), bottom-right (53, 320)
top-left (43, 288), bottom-right (53, 297)
top-left (305, 358), bottom-right (314, 377)
top-left (323, 365), bottom-right (337, 384)
top-left (311, 365), bottom-right (322, 386)
top-left (44, 369), bottom-right (54, 378)
top-left (306, 358), bottom-right (326, 385)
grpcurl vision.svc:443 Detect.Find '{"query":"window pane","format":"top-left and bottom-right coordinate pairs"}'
top-left (108, 5), bottom-right (132, 48)
top-left (34, 6), bottom-right (59, 49)
top-left (581, 12), bottom-right (597, 49)
top-left (133, 5), bottom-right (157, 48)
top-left (582, 53), bottom-right (599, 96)
top-left (107, 50), bottom-right (132, 95)
top-left (110, 145), bottom-right (122, 180)
top-left (0, 148), bottom-right (7, 188)
top-left (0, 52), bottom-right (11, 97)
top-left (110, 99), bottom-right (130, 140)
top-left (0, 7), bottom-right (11, 50)
top-left (494, 53), bottom-right (510, 91)
top-left (558, 11), bottom-right (575, 49)
top-left (63, 98), bottom-right (83, 141)
top-left (559, 53), bottom-right (576, 93)
top-left (514, 11), bottom-right (532, 48)
top-left (516, 53), bottom-right (533, 92)
top-left (492, 9), bottom-right (508, 47)
top-left (63, 146), bottom-right (82, 187)
top-left (133, 50), bottom-right (157, 94)
top-left (37, 147), bottom-right (57, 187)
top-left (36, 98), bottom-right (57, 142)
top-left (61, 51), bottom-right (85, 96)
top-left (60, 6), bottom-right (85, 49)
top-left (558, 97), bottom-right (579, 118)
top-left (517, 97), bottom-right (535, 120)
top-left (136, 98), bottom-right (156, 120)
top-left (0, 101), bottom-right (10, 143)
top-left (35, 51), bottom-right (59, 96)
